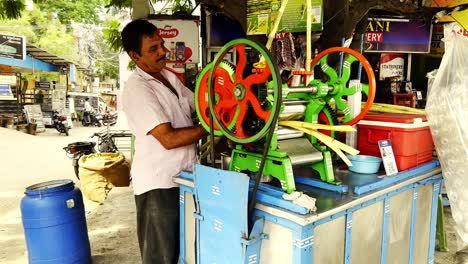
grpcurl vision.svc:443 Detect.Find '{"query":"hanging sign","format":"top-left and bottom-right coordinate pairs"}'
top-left (246, 0), bottom-right (323, 35)
top-left (430, 24), bottom-right (445, 56)
top-left (365, 18), bottom-right (432, 53)
top-left (379, 54), bottom-right (405, 81)
top-left (0, 33), bottom-right (26, 60)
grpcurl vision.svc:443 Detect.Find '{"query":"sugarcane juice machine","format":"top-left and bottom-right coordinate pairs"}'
top-left (195, 39), bottom-right (376, 193)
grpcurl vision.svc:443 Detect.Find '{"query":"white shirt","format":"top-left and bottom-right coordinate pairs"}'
top-left (84, 101), bottom-right (94, 112)
top-left (123, 66), bottom-right (196, 195)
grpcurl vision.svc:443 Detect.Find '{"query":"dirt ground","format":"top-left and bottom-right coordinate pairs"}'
top-left (0, 120), bottom-right (141, 264)
top-left (0, 118), bottom-right (464, 264)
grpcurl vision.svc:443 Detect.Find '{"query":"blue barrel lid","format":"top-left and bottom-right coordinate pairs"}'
top-left (25, 179), bottom-right (74, 196)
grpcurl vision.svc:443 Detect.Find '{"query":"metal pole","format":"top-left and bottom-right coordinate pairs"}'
top-left (357, 34), bottom-right (364, 80)
top-left (407, 54), bottom-right (412, 80)
top-left (338, 37), bottom-right (345, 78)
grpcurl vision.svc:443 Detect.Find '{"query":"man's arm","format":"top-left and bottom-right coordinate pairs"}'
top-left (148, 123), bottom-right (207, 150)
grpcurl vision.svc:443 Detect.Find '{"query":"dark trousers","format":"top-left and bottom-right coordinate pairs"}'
top-left (135, 188), bottom-right (180, 264)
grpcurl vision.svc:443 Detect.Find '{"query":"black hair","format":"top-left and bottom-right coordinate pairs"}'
top-left (121, 19), bottom-right (158, 55)
top-left (85, 97), bottom-right (89, 101)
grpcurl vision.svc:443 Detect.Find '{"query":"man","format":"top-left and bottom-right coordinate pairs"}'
top-left (121, 19), bottom-right (207, 264)
top-left (83, 98), bottom-right (96, 125)
top-left (84, 97), bottom-right (94, 113)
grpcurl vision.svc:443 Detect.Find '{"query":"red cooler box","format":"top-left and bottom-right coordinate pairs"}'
top-left (357, 114), bottom-right (434, 171)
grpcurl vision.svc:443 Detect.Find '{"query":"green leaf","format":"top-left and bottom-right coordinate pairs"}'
top-left (103, 19), bottom-right (122, 52)
top-left (0, 0), bottom-right (26, 20)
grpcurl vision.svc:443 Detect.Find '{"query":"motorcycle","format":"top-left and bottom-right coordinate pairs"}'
top-left (82, 111), bottom-right (102, 127)
top-left (63, 141), bottom-right (96, 179)
top-left (52, 111), bottom-right (69, 136)
top-left (102, 111), bottom-right (117, 126)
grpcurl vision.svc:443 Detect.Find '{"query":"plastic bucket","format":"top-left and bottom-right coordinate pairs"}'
top-left (347, 155), bottom-right (382, 174)
top-left (20, 180), bottom-right (91, 264)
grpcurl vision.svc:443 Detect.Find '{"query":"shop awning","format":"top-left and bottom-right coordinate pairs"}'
top-left (0, 43), bottom-right (89, 73)
top-left (26, 44), bottom-right (89, 71)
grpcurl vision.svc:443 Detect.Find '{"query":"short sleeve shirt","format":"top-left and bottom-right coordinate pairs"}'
top-left (123, 66), bottom-right (196, 195)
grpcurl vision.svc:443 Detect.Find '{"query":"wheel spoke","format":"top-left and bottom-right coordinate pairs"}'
top-left (234, 44), bottom-right (246, 82)
top-left (234, 104), bottom-right (248, 138)
top-left (245, 91), bottom-right (270, 121)
top-left (361, 83), bottom-right (369, 96)
top-left (213, 66), bottom-right (235, 96)
top-left (243, 65), bottom-right (271, 87)
top-left (319, 55), bottom-right (338, 82)
top-left (334, 98), bottom-right (353, 123)
top-left (340, 55), bottom-right (358, 83)
top-left (340, 86), bottom-right (357, 96)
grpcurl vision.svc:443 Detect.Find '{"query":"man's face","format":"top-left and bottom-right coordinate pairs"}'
top-left (130, 31), bottom-right (166, 74)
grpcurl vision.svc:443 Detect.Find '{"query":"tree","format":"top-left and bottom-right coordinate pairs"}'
top-left (37, 0), bottom-right (105, 25)
top-left (0, 0), bottom-right (193, 20)
top-left (0, 0), bottom-right (25, 20)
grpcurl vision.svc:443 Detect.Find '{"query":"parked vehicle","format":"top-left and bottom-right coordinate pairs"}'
top-left (82, 111), bottom-right (102, 127)
top-left (64, 129), bottom-right (132, 179)
top-left (102, 111), bottom-right (117, 126)
top-left (63, 141), bottom-right (96, 179)
top-left (52, 111), bottom-right (69, 136)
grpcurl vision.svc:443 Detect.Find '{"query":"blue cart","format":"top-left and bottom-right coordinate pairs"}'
top-left (176, 161), bottom-right (442, 264)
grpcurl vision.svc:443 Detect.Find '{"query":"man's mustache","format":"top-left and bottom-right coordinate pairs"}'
top-left (157, 56), bottom-right (165, 62)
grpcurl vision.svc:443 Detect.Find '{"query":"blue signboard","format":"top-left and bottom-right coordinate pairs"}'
top-left (0, 84), bottom-right (13, 96)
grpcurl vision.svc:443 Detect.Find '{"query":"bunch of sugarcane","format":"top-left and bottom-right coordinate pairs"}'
top-left (279, 121), bottom-right (359, 166)
top-left (366, 103), bottom-right (426, 115)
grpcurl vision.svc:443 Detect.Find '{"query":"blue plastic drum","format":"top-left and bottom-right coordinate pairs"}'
top-left (20, 180), bottom-right (91, 264)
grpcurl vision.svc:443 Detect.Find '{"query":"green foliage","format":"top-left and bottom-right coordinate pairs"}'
top-left (93, 23), bottom-right (119, 81)
top-left (37, 0), bottom-right (105, 25)
top-left (105, 0), bottom-right (132, 9)
top-left (171, 0), bottom-right (194, 14)
top-left (0, 0), bottom-right (26, 20)
top-left (36, 25), bottom-right (79, 62)
top-left (0, 8), bottom-right (79, 61)
top-left (0, 11), bottom-right (37, 42)
top-left (103, 19), bottom-right (122, 52)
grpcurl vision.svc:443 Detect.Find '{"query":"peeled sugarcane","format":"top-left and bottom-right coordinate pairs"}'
top-left (279, 120), bottom-right (356, 132)
top-left (278, 121), bottom-right (360, 166)
top-left (366, 103), bottom-right (426, 115)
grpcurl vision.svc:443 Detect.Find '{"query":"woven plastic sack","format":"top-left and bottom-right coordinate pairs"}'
top-left (79, 152), bottom-right (131, 203)
top-left (425, 22), bottom-right (468, 248)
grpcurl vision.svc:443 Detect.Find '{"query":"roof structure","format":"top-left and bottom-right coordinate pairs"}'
top-left (0, 43), bottom-right (89, 73)
top-left (25, 44), bottom-right (89, 71)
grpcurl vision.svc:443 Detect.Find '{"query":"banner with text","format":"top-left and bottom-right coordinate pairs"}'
top-left (379, 54), bottom-right (405, 80)
top-left (365, 18), bottom-right (432, 53)
top-left (0, 33), bottom-right (26, 60)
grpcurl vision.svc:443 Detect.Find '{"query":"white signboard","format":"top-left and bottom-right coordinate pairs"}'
top-left (149, 18), bottom-right (200, 64)
top-left (379, 53), bottom-right (405, 80)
